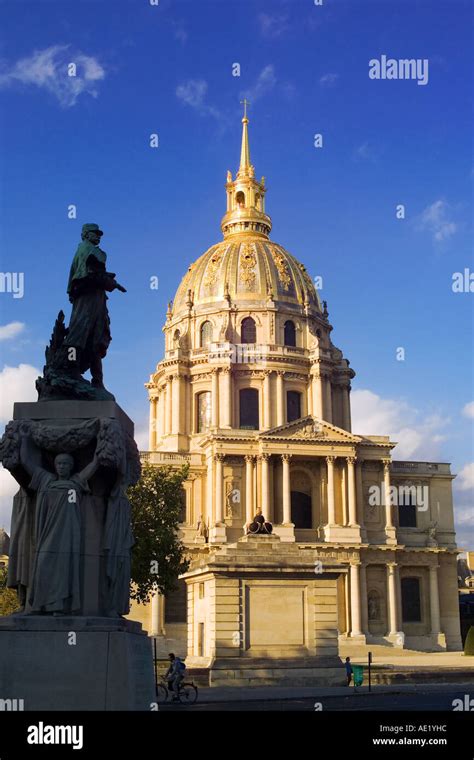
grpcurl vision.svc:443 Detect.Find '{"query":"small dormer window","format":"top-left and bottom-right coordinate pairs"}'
top-left (236, 191), bottom-right (245, 208)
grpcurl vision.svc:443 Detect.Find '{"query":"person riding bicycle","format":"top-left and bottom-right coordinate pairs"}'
top-left (165, 653), bottom-right (186, 701)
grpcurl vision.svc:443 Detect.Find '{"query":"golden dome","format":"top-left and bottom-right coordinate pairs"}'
top-left (171, 106), bottom-right (322, 318)
top-left (172, 236), bottom-right (322, 317)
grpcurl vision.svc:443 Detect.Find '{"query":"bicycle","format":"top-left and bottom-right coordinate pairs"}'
top-left (157, 676), bottom-right (198, 705)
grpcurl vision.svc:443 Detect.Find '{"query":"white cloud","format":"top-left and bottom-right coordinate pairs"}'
top-left (456, 462), bottom-right (474, 492)
top-left (351, 388), bottom-right (450, 460)
top-left (353, 141), bottom-right (378, 162)
top-left (418, 200), bottom-right (457, 242)
top-left (258, 13), bottom-right (289, 38)
top-left (0, 466), bottom-right (17, 534)
top-left (240, 65), bottom-right (277, 105)
top-left (319, 73), bottom-right (339, 86)
top-left (0, 45), bottom-right (105, 107)
top-left (175, 79), bottom-right (222, 121)
top-left (0, 322), bottom-right (25, 341)
top-left (0, 364), bottom-right (39, 425)
top-left (462, 401), bottom-right (474, 419)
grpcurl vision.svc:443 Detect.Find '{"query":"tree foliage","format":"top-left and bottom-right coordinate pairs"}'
top-left (0, 565), bottom-right (19, 616)
top-left (128, 463), bottom-right (190, 604)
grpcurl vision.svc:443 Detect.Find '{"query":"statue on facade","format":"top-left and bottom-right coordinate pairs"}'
top-left (245, 508), bottom-right (273, 535)
top-left (36, 223), bottom-right (126, 402)
top-left (368, 592), bottom-right (380, 621)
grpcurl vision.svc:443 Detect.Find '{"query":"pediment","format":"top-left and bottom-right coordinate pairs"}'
top-left (261, 415), bottom-right (362, 443)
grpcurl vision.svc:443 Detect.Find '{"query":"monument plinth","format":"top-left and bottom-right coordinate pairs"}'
top-left (0, 224), bottom-right (155, 710)
top-left (183, 534), bottom-right (347, 687)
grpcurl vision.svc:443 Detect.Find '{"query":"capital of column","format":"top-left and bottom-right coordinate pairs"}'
top-left (347, 456), bottom-right (357, 465)
top-left (244, 454), bottom-right (256, 464)
top-left (281, 453), bottom-right (292, 463)
top-left (214, 453), bottom-right (225, 463)
top-left (382, 458), bottom-right (391, 472)
top-left (326, 455), bottom-right (337, 465)
top-left (259, 453), bottom-right (271, 462)
top-left (221, 366), bottom-right (231, 375)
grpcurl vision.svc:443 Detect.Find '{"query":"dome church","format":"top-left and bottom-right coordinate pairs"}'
top-left (132, 109), bottom-right (462, 683)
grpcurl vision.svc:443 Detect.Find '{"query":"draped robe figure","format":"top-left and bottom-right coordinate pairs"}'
top-left (19, 434), bottom-right (99, 615)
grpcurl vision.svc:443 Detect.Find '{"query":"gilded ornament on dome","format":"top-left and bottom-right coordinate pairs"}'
top-left (239, 243), bottom-right (257, 289)
top-left (203, 247), bottom-right (224, 288)
top-left (298, 262), bottom-right (317, 296)
top-left (273, 251), bottom-right (291, 291)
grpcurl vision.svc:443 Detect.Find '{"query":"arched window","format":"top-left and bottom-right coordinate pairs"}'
top-left (401, 578), bottom-right (422, 622)
top-left (284, 320), bottom-right (296, 347)
top-left (287, 391), bottom-right (301, 423)
top-left (173, 329), bottom-right (181, 348)
top-left (255, 192), bottom-right (261, 210)
top-left (241, 317), bottom-right (256, 344)
top-left (197, 391), bottom-right (211, 433)
top-left (236, 191), bottom-right (245, 208)
top-left (291, 491), bottom-right (312, 528)
top-left (200, 320), bottom-right (213, 348)
top-left (239, 388), bottom-right (259, 430)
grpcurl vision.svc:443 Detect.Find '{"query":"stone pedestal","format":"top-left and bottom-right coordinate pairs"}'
top-left (324, 525), bottom-right (362, 544)
top-left (0, 616), bottom-right (155, 710)
top-left (209, 524), bottom-right (227, 544)
top-left (183, 534), bottom-right (347, 686)
top-left (10, 400), bottom-right (134, 617)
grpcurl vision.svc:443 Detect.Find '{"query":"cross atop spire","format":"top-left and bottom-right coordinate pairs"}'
top-left (240, 98), bottom-right (250, 120)
top-left (238, 99), bottom-right (251, 174)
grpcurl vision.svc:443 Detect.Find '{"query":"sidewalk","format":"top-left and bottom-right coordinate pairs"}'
top-left (196, 681), bottom-right (474, 704)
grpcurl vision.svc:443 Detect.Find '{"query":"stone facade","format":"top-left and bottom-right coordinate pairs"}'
top-left (129, 112), bottom-right (463, 667)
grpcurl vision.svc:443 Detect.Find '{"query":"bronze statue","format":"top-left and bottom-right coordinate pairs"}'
top-left (36, 223), bottom-right (126, 401)
top-left (245, 508), bottom-right (273, 535)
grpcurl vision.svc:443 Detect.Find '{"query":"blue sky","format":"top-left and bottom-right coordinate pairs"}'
top-left (0, 0), bottom-right (472, 545)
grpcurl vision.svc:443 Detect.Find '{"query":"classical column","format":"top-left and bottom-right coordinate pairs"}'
top-left (148, 396), bottom-right (157, 450)
top-left (360, 563), bottom-right (369, 634)
top-left (166, 375), bottom-right (173, 435)
top-left (341, 462), bottom-right (348, 525)
top-left (221, 368), bottom-right (232, 428)
top-left (323, 375), bottom-right (333, 424)
top-left (350, 562), bottom-right (363, 637)
top-left (150, 587), bottom-right (163, 636)
top-left (356, 459), bottom-right (365, 529)
top-left (342, 385), bottom-right (351, 432)
top-left (158, 388), bottom-right (165, 437)
top-left (326, 456), bottom-right (336, 526)
top-left (276, 371), bottom-right (285, 426)
top-left (282, 454), bottom-right (292, 523)
top-left (260, 453), bottom-right (270, 518)
top-left (211, 369), bottom-right (219, 429)
top-left (263, 371), bottom-right (272, 429)
top-left (383, 459), bottom-right (394, 529)
top-left (172, 373), bottom-right (181, 435)
top-left (347, 457), bottom-right (358, 526)
top-left (429, 564), bottom-right (441, 635)
top-left (312, 372), bottom-right (324, 419)
top-left (245, 455), bottom-right (254, 523)
top-left (214, 454), bottom-right (225, 524)
top-left (206, 456), bottom-right (214, 524)
top-left (387, 562), bottom-right (399, 635)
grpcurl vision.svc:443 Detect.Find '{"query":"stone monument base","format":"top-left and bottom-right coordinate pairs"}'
top-left (183, 534), bottom-right (350, 687)
top-left (0, 616), bottom-right (155, 711)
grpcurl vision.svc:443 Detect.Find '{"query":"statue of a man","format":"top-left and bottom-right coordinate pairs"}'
top-left (19, 431), bottom-right (99, 614)
top-left (64, 223), bottom-right (126, 390)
